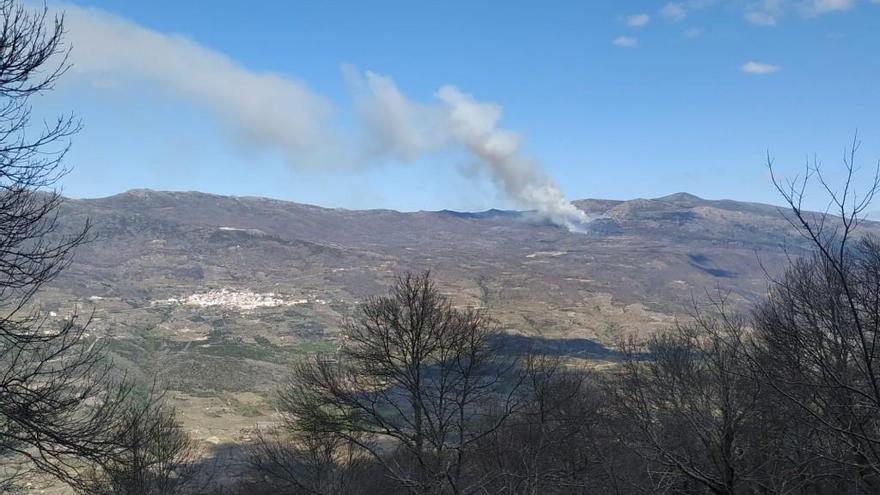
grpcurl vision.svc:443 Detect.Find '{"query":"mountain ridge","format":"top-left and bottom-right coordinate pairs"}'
top-left (50, 187), bottom-right (863, 338)
top-left (38, 186), bottom-right (879, 442)
top-left (83, 188), bottom-right (786, 218)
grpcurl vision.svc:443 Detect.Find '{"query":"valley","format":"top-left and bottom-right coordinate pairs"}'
top-left (34, 189), bottom-right (859, 446)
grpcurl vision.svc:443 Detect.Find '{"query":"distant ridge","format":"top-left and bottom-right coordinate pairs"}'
top-left (91, 188), bottom-right (757, 216)
top-left (657, 192), bottom-right (705, 204)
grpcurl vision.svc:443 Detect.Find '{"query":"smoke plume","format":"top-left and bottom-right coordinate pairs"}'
top-left (351, 70), bottom-right (590, 230)
top-left (57, 4), bottom-right (590, 231)
top-left (436, 86), bottom-right (589, 230)
top-left (61, 5), bottom-right (339, 165)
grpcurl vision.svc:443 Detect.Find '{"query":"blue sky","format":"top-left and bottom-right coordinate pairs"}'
top-left (34, 0), bottom-right (880, 214)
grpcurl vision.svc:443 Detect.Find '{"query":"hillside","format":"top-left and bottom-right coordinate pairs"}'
top-left (51, 189), bottom-right (825, 329)
top-left (35, 189), bottom-right (859, 443)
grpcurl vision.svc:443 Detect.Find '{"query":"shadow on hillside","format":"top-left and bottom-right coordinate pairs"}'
top-left (688, 253), bottom-right (737, 278)
top-left (193, 442), bottom-right (252, 490)
top-left (493, 334), bottom-right (626, 361)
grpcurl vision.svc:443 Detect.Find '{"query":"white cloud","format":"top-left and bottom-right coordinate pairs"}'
top-left (659, 0), bottom-right (716, 21)
top-left (660, 3), bottom-right (688, 20)
top-left (742, 61), bottom-right (782, 74)
top-left (745, 10), bottom-right (778, 25)
top-left (612, 36), bottom-right (639, 47)
top-left (626, 13), bottom-right (651, 27)
top-left (744, 0), bottom-right (851, 25)
top-left (801, 0), bottom-right (855, 16)
top-left (683, 27), bottom-right (705, 38)
top-left (654, 0), bottom-right (859, 28)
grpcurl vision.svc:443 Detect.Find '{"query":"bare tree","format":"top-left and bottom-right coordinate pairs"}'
top-left (606, 306), bottom-right (780, 495)
top-left (77, 387), bottom-right (209, 495)
top-left (472, 356), bottom-right (635, 494)
top-left (247, 428), bottom-right (370, 495)
top-left (0, 0), bottom-right (130, 488)
top-left (750, 136), bottom-right (880, 490)
top-left (274, 271), bottom-right (526, 495)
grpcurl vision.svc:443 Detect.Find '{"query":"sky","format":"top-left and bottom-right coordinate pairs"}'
top-left (32, 0), bottom-right (880, 216)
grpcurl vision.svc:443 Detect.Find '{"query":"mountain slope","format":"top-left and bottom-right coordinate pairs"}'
top-left (38, 189), bottom-right (869, 443)
top-left (47, 189), bottom-right (844, 341)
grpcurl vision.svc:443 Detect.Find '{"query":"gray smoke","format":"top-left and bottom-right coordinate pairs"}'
top-left (61, 4), bottom-right (341, 166)
top-left (351, 70), bottom-right (590, 230)
top-left (436, 86), bottom-right (590, 230)
top-left (58, 4), bottom-right (590, 231)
